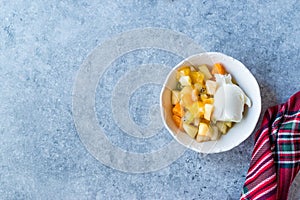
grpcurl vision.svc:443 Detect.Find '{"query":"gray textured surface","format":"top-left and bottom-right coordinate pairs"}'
top-left (1, 0), bottom-right (300, 199)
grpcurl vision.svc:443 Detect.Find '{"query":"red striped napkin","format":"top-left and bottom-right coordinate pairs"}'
top-left (241, 91), bottom-right (300, 200)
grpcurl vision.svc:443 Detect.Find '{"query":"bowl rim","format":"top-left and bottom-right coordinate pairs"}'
top-left (160, 52), bottom-right (262, 153)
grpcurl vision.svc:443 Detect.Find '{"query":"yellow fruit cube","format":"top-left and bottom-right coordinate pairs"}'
top-left (216, 121), bottom-right (227, 134)
top-left (203, 98), bottom-right (214, 104)
top-left (200, 94), bottom-right (208, 101)
top-left (190, 71), bottom-right (204, 84)
top-left (177, 66), bottom-right (191, 79)
top-left (204, 104), bottom-right (214, 121)
top-left (178, 66), bottom-right (191, 76)
top-left (197, 122), bottom-right (209, 136)
top-left (225, 121), bottom-right (232, 128)
top-left (197, 123), bottom-right (214, 142)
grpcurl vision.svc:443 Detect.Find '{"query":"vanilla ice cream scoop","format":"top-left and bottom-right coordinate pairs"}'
top-left (213, 74), bottom-right (251, 122)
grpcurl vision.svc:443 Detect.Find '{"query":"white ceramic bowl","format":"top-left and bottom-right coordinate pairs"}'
top-left (160, 52), bottom-right (261, 153)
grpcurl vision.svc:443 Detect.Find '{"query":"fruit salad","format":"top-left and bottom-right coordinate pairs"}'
top-left (171, 63), bottom-right (251, 142)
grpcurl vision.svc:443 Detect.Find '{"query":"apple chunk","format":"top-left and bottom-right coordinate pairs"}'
top-left (204, 104), bottom-right (214, 121)
top-left (171, 90), bottom-right (180, 105)
top-left (182, 123), bottom-right (198, 139)
top-left (205, 80), bottom-right (217, 95)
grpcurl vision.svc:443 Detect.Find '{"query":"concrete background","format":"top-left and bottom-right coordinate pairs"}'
top-left (1, 0), bottom-right (300, 199)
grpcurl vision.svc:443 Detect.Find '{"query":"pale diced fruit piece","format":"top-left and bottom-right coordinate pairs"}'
top-left (203, 98), bottom-right (214, 104)
top-left (181, 94), bottom-right (193, 108)
top-left (191, 89), bottom-right (199, 102)
top-left (196, 123), bottom-right (213, 142)
top-left (188, 101), bottom-right (204, 118)
top-left (180, 86), bottom-right (193, 107)
top-left (178, 67), bottom-right (191, 76)
top-left (172, 90), bottom-right (180, 105)
top-left (183, 123), bottom-right (198, 139)
top-left (190, 66), bottom-right (196, 71)
top-left (193, 83), bottom-right (203, 91)
top-left (179, 76), bottom-right (192, 86)
top-left (205, 80), bottom-right (217, 95)
top-left (200, 94), bottom-right (208, 100)
top-left (196, 123), bottom-right (220, 142)
top-left (196, 135), bottom-right (210, 142)
top-left (183, 111), bottom-right (194, 124)
top-left (190, 71), bottom-right (204, 84)
top-left (204, 104), bottom-right (214, 121)
top-left (197, 123), bottom-right (208, 136)
top-left (216, 121), bottom-right (227, 134)
top-left (176, 67), bottom-right (191, 79)
top-left (193, 117), bottom-right (200, 126)
top-left (210, 125), bottom-right (221, 141)
top-left (181, 85), bottom-right (192, 93)
top-left (197, 64), bottom-right (212, 80)
top-left (180, 86), bottom-right (193, 96)
top-left (225, 121), bottom-right (232, 128)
